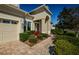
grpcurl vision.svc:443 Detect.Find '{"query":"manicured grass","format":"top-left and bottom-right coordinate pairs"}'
top-left (51, 29), bottom-right (79, 55)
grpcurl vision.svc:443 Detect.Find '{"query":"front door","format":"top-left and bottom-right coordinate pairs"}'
top-left (34, 20), bottom-right (42, 32)
top-left (35, 23), bottom-right (40, 32)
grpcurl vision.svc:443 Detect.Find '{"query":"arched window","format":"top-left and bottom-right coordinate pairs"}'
top-left (45, 16), bottom-right (49, 23)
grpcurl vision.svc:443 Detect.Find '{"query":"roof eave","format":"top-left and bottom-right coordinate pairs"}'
top-left (44, 6), bottom-right (52, 15)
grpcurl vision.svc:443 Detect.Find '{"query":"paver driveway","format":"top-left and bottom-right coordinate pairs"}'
top-left (0, 37), bottom-right (54, 55)
top-left (0, 41), bottom-right (31, 55)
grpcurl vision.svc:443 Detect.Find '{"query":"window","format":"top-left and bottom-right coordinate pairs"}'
top-left (3, 19), bottom-right (10, 24)
top-left (11, 20), bottom-right (18, 24)
top-left (0, 18), bottom-right (18, 24)
top-left (27, 21), bottom-right (31, 31)
top-left (45, 16), bottom-right (49, 23)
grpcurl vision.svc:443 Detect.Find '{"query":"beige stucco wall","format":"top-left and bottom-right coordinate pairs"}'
top-left (0, 13), bottom-right (24, 41)
top-left (32, 11), bottom-right (51, 34)
top-left (19, 18), bottom-right (24, 33)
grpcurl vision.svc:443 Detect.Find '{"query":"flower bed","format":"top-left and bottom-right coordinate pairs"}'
top-left (20, 31), bottom-right (49, 46)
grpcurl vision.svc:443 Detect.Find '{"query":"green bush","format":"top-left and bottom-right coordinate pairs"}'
top-left (25, 31), bottom-right (35, 35)
top-left (55, 35), bottom-right (79, 55)
top-left (20, 33), bottom-right (30, 42)
top-left (37, 35), bottom-right (44, 40)
top-left (51, 28), bottom-right (63, 35)
top-left (55, 39), bottom-right (79, 55)
top-left (65, 31), bottom-right (75, 37)
top-left (53, 28), bottom-right (79, 55)
top-left (29, 35), bottom-right (37, 43)
top-left (41, 33), bottom-right (48, 38)
top-left (51, 29), bottom-right (56, 34)
top-left (20, 31), bottom-right (49, 43)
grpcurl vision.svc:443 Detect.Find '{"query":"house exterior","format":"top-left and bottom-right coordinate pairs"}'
top-left (23, 13), bottom-right (34, 32)
top-left (29, 5), bottom-right (52, 34)
top-left (0, 4), bottom-right (25, 42)
top-left (0, 4), bottom-right (52, 42)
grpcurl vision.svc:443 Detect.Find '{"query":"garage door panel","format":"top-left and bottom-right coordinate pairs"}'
top-left (0, 23), bottom-right (3, 41)
top-left (0, 32), bottom-right (2, 41)
top-left (3, 32), bottom-right (17, 41)
top-left (3, 24), bottom-right (17, 31)
top-left (0, 23), bottom-right (18, 42)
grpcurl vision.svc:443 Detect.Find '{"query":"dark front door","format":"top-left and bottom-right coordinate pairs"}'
top-left (35, 23), bottom-right (39, 32)
top-left (27, 21), bottom-right (31, 31)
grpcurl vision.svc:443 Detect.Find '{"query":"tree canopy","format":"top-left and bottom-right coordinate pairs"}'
top-left (56, 7), bottom-right (79, 38)
top-left (56, 7), bottom-right (79, 30)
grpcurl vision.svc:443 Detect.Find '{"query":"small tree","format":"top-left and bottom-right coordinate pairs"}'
top-left (56, 8), bottom-right (72, 34)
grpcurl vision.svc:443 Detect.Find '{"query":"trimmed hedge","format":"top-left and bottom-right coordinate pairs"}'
top-left (20, 31), bottom-right (49, 43)
top-left (20, 33), bottom-right (30, 42)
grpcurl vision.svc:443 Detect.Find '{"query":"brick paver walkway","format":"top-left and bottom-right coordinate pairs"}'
top-left (0, 37), bottom-right (54, 55)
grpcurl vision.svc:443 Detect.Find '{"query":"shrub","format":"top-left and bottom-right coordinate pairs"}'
top-left (29, 35), bottom-right (37, 43)
top-left (55, 39), bottom-right (79, 55)
top-left (20, 33), bottom-right (30, 42)
top-left (33, 31), bottom-right (40, 37)
top-left (25, 31), bottom-right (35, 35)
top-left (51, 29), bottom-right (56, 34)
top-left (51, 28), bottom-right (63, 35)
top-left (37, 35), bottom-right (44, 40)
top-left (55, 35), bottom-right (79, 55)
top-left (41, 33), bottom-right (48, 38)
top-left (65, 31), bottom-right (75, 37)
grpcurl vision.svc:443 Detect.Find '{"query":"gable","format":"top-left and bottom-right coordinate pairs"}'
top-left (29, 5), bottom-right (52, 15)
top-left (32, 11), bottom-right (51, 21)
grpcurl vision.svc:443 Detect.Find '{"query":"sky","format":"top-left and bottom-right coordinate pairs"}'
top-left (20, 4), bottom-right (79, 25)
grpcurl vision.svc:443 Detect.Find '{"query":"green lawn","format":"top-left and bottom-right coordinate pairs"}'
top-left (51, 29), bottom-right (79, 55)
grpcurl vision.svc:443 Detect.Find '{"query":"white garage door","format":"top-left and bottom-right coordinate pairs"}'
top-left (0, 19), bottom-right (18, 42)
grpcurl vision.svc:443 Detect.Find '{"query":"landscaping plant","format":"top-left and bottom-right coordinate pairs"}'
top-left (20, 31), bottom-right (49, 46)
top-left (20, 33), bottom-right (30, 42)
top-left (29, 34), bottom-right (37, 43)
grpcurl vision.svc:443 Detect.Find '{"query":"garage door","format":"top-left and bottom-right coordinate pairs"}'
top-left (0, 18), bottom-right (18, 42)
